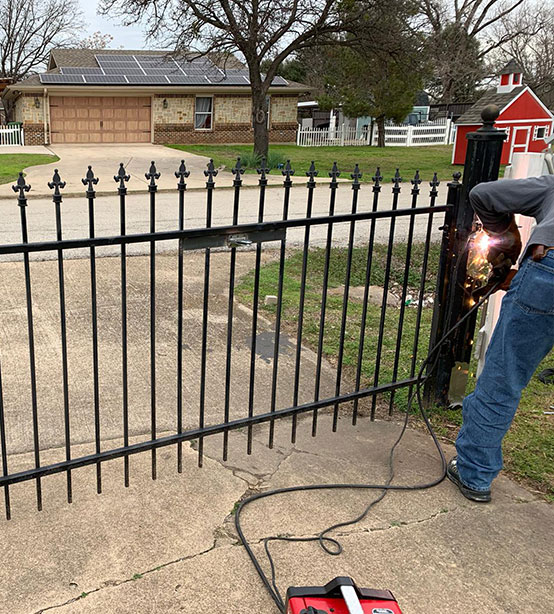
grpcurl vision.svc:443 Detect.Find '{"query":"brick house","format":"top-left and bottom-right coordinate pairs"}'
top-left (2, 49), bottom-right (307, 145)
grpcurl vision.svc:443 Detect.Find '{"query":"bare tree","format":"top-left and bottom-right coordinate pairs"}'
top-left (101, 0), bottom-right (375, 157)
top-left (77, 31), bottom-right (116, 50)
top-left (496, 7), bottom-right (554, 108)
top-left (0, 0), bottom-right (83, 119)
top-left (418, 0), bottom-right (533, 102)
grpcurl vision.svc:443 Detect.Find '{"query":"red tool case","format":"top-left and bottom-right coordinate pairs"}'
top-left (286, 576), bottom-right (403, 614)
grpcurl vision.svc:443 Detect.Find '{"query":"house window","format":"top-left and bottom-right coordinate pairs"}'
top-left (533, 126), bottom-right (549, 140)
top-left (513, 73), bottom-right (521, 85)
top-left (502, 127), bottom-right (510, 141)
top-left (195, 97), bottom-right (213, 130)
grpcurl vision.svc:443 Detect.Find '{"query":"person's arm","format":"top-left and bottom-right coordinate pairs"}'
top-left (469, 176), bottom-right (550, 234)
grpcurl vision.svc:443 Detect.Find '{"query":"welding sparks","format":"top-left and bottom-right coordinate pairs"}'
top-left (467, 229), bottom-right (492, 285)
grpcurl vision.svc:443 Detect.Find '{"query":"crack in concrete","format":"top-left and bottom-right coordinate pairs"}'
top-left (34, 540), bottom-right (219, 614)
top-left (237, 505), bottom-right (460, 550)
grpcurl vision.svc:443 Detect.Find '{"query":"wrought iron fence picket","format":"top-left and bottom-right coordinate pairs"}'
top-left (0, 158), bottom-right (456, 516)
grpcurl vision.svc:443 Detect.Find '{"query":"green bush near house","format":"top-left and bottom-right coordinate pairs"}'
top-left (0, 154), bottom-right (59, 185)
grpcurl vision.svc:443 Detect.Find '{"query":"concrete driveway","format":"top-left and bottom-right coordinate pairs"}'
top-left (0, 143), bottom-right (287, 197)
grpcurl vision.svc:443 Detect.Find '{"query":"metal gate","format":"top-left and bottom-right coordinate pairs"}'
top-left (0, 112), bottom-right (504, 520)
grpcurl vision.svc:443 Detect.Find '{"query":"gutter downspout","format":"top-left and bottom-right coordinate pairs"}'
top-left (43, 87), bottom-right (48, 145)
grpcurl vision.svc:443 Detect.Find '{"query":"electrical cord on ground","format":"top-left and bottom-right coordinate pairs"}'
top-left (235, 283), bottom-right (499, 613)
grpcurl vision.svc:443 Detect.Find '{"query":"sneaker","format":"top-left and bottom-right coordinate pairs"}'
top-left (447, 457), bottom-right (491, 503)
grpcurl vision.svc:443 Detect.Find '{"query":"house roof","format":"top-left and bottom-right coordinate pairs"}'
top-left (4, 48), bottom-right (309, 96)
top-left (47, 48), bottom-right (246, 70)
top-left (455, 86), bottom-right (525, 124)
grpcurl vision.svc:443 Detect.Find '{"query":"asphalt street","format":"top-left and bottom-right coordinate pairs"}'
top-left (0, 182), bottom-right (445, 261)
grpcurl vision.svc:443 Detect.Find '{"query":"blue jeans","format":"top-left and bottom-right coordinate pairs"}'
top-left (456, 251), bottom-right (554, 491)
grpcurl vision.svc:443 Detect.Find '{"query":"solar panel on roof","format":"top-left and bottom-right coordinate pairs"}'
top-left (84, 75), bottom-right (129, 84)
top-left (271, 76), bottom-right (288, 86)
top-left (103, 67), bottom-right (144, 75)
top-left (126, 75), bottom-right (169, 84)
top-left (60, 67), bottom-right (104, 75)
top-left (40, 74), bottom-right (85, 84)
top-left (167, 75), bottom-right (212, 85)
top-left (143, 67), bottom-right (182, 76)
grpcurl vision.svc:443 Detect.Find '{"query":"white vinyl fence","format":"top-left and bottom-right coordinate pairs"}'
top-left (296, 118), bottom-right (454, 147)
top-left (0, 125), bottom-right (24, 146)
top-left (296, 125), bottom-right (370, 147)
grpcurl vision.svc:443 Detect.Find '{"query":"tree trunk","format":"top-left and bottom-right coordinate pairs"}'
top-left (251, 87), bottom-right (269, 158)
top-left (377, 115), bottom-right (386, 147)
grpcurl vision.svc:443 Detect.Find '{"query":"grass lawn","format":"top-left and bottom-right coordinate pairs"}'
top-left (235, 243), bottom-right (553, 500)
top-left (167, 143), bottom-right (461, 184)
top-left (0, 153), bottom-right (59, 185)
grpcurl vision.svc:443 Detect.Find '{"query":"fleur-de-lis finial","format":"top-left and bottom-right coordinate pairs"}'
top-left (81, 166), bottom-right (99, 193)
top-left (351, 163), bottom-right (362, 189)
top-left (114, 163), bottom-right (130, 190)
top-left (282, 159), bottom-right (295, 183)
top-left (306, 161), bottom-right (318, 186)
top-left (175, 160), bottom-right (190, 187)
top-left (12, 172), bottom-right (31, 206)
top-left (48, 169), bottom-right (66, 197)
top-left (257, 156), bottom-right (270, 183)
top-left (430, 172), bottom-right (440, 194)
top-left (329, 161), bottom-right (340, 184)
top-left (392, 168), bottom-right (402, 190)
top-left (372, 166), bottom-right (383, 188)
top-left (204, 159), bottom-right (218, 184)
top-left (411, 170), bottom-right (422, 192)
top-left (232, 157), bottom-right (245, 185)
top-left (145, 161), bottom-right (160, 188)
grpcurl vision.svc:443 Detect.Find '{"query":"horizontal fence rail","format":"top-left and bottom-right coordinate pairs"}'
top-left (0, 125), bottom-right (24, 146)
top-left (0, 159), bottom-right (452, 518)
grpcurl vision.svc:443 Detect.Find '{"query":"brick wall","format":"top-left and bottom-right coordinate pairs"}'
top-left (23, 123), bottom-right (46, 145)
top-left (153, 95), bottom-right (194, 124)
top-left (153, 93), bottom-right (298, 143)
top-left (214, 95), bottom-right (251, 124)
top-left (15, 95), bottom-right (44, 123)
top-left (270, 95), bottom-right (298, 124)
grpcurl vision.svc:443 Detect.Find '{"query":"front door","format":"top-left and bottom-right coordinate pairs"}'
top-left (509, 126), bottom-right (530, 163)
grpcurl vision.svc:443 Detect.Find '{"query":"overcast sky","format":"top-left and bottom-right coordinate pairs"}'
top-left (79, 0), bottom-right (149, 49)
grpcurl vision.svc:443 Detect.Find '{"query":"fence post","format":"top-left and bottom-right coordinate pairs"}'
top-left (425, 104), bottom-right (506, 407)
top-left (406, 125), bottom-right (413, 147)
top-left (296, 125), bottom-right (301, 146)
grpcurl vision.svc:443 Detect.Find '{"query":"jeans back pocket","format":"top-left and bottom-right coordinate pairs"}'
top-left (514, 257), bottom-right (554, 315)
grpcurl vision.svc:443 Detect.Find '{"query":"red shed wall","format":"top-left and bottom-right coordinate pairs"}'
top-left (453, 124), bottom-right (477, 165)
top-left (499, 90), bottom-right (551, 121)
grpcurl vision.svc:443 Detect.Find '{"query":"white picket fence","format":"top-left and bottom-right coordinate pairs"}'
top-left (296, 125), bottom-right (369, 147)
top-left (0, 125), bottom-right (24, 146)
top-left (296, 118), bottom-right (454, 147)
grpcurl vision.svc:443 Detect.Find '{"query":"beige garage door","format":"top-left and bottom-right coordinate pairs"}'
top-left (50, 96), bottom-right (151, 144)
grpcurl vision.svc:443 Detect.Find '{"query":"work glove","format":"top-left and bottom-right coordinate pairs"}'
top-left (472, 217), bottom-right (521, 299)
top-left (486, 216), bottom-right (522, 273)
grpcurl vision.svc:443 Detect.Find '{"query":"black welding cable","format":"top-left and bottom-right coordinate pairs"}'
top-left (234, 284), bottom-right (499, 613)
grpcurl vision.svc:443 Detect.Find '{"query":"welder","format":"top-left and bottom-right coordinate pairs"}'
top-left (447, 174), bottom-right (554, 502)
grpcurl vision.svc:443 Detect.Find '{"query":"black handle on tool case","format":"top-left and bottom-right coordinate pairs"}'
top-left (287, 576), bottom-right (397, 603)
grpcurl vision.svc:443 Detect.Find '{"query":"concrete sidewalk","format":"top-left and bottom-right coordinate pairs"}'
top-left (1, 414), bottom-right (552, 614)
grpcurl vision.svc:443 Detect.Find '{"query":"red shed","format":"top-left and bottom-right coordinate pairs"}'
top-left (452, 60), bottom-right (554, 165)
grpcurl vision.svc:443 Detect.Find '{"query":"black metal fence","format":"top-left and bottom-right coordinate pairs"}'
top-left (0, 112), bottom-right (503, 519)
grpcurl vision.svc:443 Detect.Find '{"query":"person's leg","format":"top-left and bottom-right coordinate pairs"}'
top-left (455, 252), bottom-right (554, 491)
